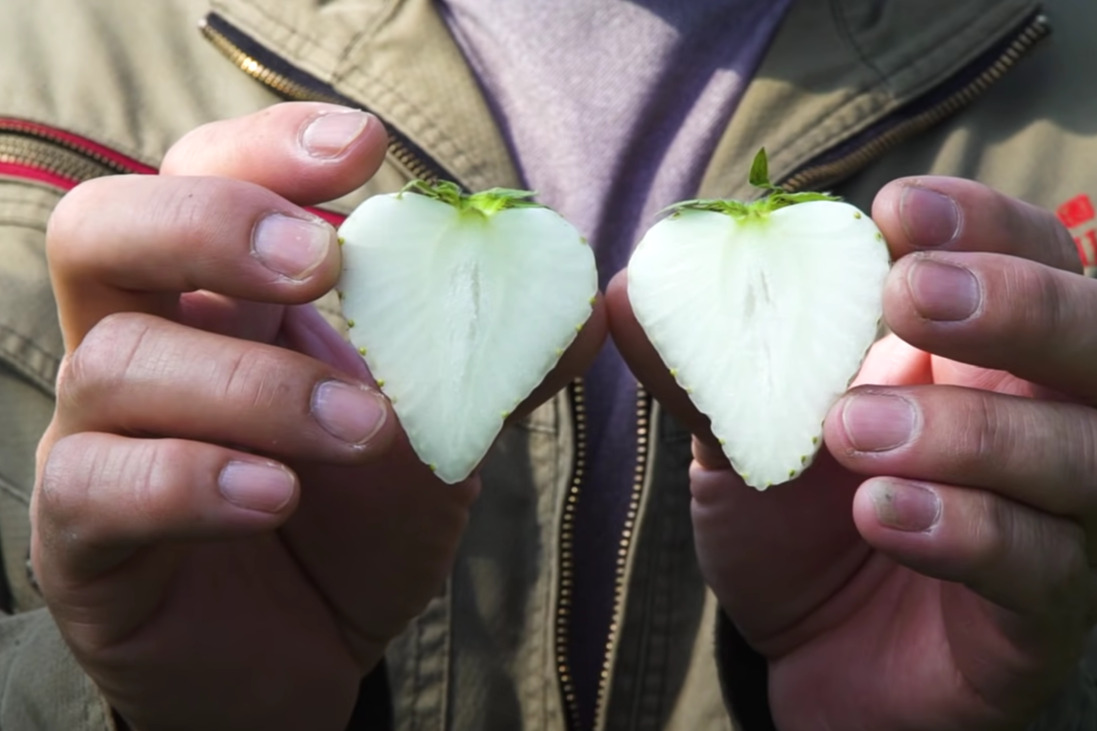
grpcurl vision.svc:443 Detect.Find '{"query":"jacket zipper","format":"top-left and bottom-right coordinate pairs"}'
top-left (779, 11), bottom-right (1049, 193)
top-left (557, 382), bottom-right (651, 731)
top-left (556, 381), bottom-right (587, 731)
top-left (0, 118), bottom-right (348, 227)
top-left (0, 118), bottom-right (156, 188)
top-left (199, 14), bottom-right (450, 186)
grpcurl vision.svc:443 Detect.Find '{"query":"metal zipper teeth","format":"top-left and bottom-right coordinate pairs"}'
top-left (199, 18), bottom-right (442, 185)
top-left (780, 13), bottom-right (1049, 193)
top-left (0, 134), bottom-right (119, 183)
top-left (0, 120), bottom-right (147, 174)
top-left (592, 386), bottom-right (650, 729)
top-left (555, 382), bottom-right (651, 731)
top-left (556, 379), bottom-right (588, 731)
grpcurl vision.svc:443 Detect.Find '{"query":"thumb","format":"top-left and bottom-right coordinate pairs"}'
top-left (691, 450), bottom-right (865, 652)
top-left (606, 268), bottom-right (716, 441)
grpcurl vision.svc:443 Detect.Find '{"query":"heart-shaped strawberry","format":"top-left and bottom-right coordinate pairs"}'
top-left (627, 150), bottom-right (890, 490)
top-left (337, 181), bottom-right (597, 483)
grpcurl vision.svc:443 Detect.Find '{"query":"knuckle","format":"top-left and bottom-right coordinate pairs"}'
top-left (126, 439), bottom-right (190, 522)
top-left (1036, 203), bottom-right (1084, 274)
top-left (57, 313), bottom-right (158, 412)
top-left (947, 391), bottom-right (1007, 475)
top-left (1057, 411), bottom-right (1097, 494)
top-left (151, 176), bottom-right (266, 250)
top-left (149, 176), bottom-right (222, 244)
top-left (35, 433), bottom-right (104, 536)
top-left (36, 435), bottom-right (193, 549)
top-left (1037, 520), bottom-right (1091, 618)
top-left (217, 347), bottom-right (297, 411)
top-left (966, 493), bottom-right (1010, 575)
top-left (986, 262), bottom-right (1066, 344)
top-left (44, 178), bottom-right (113, 267)
top-left (1046, 517), bottom-right (1087, 579)
top-left (996, 193), bottom-right (1073, 271)
top-left (1025, 264), bottom-right (1068, 337)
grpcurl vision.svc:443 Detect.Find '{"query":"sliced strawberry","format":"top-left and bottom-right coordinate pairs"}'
top-left (337, 182), bottom-right (597, 483)
top-left (628, 151), bottom-right (890, 489)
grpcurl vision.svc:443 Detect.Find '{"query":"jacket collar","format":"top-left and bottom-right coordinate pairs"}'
top-left (700, 0), bottom-right (1045, 199)
top-left (207, 0), bottom-right (1042, 196)
top-left (207, 0), bottom-right (520, 191)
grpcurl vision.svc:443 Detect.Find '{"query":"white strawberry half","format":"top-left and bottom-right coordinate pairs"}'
top-left (627, 151), bottom-right (890, 490)
top-left (337, 181), bottom-right (597, 484)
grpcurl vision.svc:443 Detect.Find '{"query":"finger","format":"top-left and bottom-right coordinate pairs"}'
top-left (53, 312), bottom-right (396, 462)
top-left (279, 303), bottom-right (371, 380)
top-left (607, 266), bottom-right (928, 459)
top-left (606, 269), bottom-right (715, 442)
top-left (690, 451), bottom-right (866, 646)
top-left (826, 385), bottom-right (1097, 525)
top-left (47, 174), bottom-right (339, 347)
top-left (883, 251), bottom-right (1097, 400)
top-left (161, 102), bottom-right (388, 205)
top-left (281, 293), bottom-right (607, 429)
top-left (873, 177), bottom-right (1082, 274)
top-left (178, 291), bottom-right (286, 344)
top-left (851, 333), bottom-right (933, 388)
top-left (34, 433), bottom-right (298, 581)
top-left (32, 432), bottom-right (299, 649)
top-left (853, 478), bottom-right (1097, 627)
top-left (688, 334), bottom-right (932, 471)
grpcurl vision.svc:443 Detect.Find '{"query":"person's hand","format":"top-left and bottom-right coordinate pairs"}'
top-left (33, 102), bottom-right (605, 731)
top-left (609, 177), bottom-right (1097, 730)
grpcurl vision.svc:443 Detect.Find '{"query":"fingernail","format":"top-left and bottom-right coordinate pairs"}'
top-left (301, 110), bottom-right (371, 159)
top-left (311, 381), bottom-right (388, 446)
top-left (841, 392), bottom-right (917, 452)
top-left (907, 258), bottom-right (981, 321)
top-left (900, 185), bottom-right (961, 248)
top-left (869, 479), bottom-right (941, 532)
top-left (252, 213), bottom-right (334, 280)
top-left (219, 460), bottom-right (296, 513)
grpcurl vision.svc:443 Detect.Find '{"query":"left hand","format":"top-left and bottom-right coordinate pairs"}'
top-left (609, 177), bottom-right (1097, 730)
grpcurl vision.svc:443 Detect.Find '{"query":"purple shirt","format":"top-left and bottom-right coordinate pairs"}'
top-left (438, 2), bottom-right (792, 726)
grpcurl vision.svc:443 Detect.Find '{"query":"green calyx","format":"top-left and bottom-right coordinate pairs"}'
top-left (663, 148), bottom-right (840, 220)
top-left (400, 179), bottom-right (543, 218)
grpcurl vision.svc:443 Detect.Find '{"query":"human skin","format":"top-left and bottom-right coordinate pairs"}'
top-left (32, 102), bottom-right (605, 731)
top-left (36, 98), bottom-right (1095, 730)
top-left (608, 178), bottom-right (1097, 729)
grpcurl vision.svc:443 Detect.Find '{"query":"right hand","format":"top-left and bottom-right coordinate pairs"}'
top-left (32, 102), bottom-right (605, 731)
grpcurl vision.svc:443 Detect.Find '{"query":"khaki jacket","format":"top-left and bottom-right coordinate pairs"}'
top-left (0, 0), bottom-right (1095, 729)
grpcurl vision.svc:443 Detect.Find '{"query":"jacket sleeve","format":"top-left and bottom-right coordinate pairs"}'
top-left (0, 608), bottom-right (118, 730)
top-left (0, 365), bottom-right (117, 731)
top-left (714, 610), bottom-right (776, 731)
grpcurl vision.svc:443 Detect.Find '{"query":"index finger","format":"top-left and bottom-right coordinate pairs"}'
top-left (873, 177), bottom-right (1082, 274)
top-left (46, 103), bottom-right (390, 348)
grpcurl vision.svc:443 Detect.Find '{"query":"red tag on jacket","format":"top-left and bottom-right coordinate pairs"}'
top-left (1058, 194), bottom-right (1095, 229)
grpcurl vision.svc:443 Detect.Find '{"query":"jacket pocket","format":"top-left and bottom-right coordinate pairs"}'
top-left (0, 180), bottom-right (66, 395)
